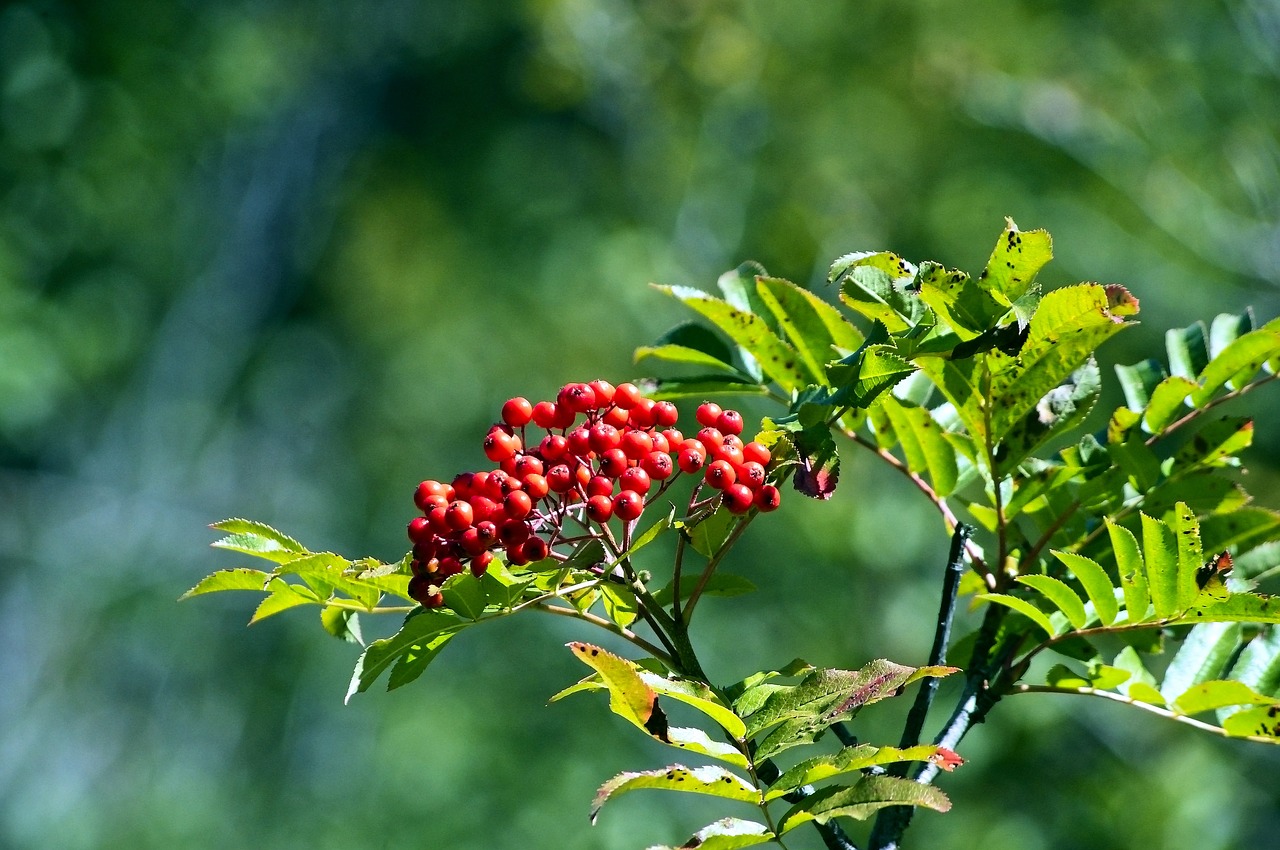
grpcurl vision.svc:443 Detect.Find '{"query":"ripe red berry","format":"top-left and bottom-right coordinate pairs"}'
top-left (613, 490), bottom-right (644, 521)
top-left (641, 450), bottom-right (674, 480)
top-left (467, 495), bottom-right (499, 524)
top-left (483, 429), bottom-right (520, 462)
top-left (501, 397), bottom-right (533, 427)
top-left (696, 427), bottom-right (724, 451)
top-left (705, 459), bottom-right (736, 490)
top-left (475, 521), bottom-right (499, 546)
top-left (620, 429), bottom-right (653, 459)
top-left (662, 428), bottom-right (684, 448)
top-left (558, 383), bottom-right (598, 414)
top-left (520, 536), bottom-right (549, 563)
top-left (653, 401), bottom-right (679, 427)
top-left (743, 441), bottom-right (771, 467)
top-left (696, 402), bottom-right (723, 428)
top-left (460, 527), bottom-right (488, 555)
top-left (723, 482), bottom-right (754, 514)
top-left (408, 516), bottom-right (433, 544)
top-left (713, 441), bottom-right (744, 467)
top-left (755, 484), bottom-right (782, 512)
top-left (531, 401), bottom-right (559, 428)
top-left (628, 398), bottom-right (657, 429)
top-left (445, 500), bottom-right (474, 530)
top-left (588, 380), bottom-right (616, 407)
top-left (513, 455), bottom-right (544, 478)
top-left (539, 434), bottom-right (569, 461)
top-left (414, 479), bottom-right (452, 511)
top-left (716, 409), bottom-right (744, 436)
top-left (567, 426), bottom-right (592, 458)
top-left (451, 472), bottom-right (477, 501)
top-left (522, 473), bottom-right (549, 500)
top-left (586, 475), bottom-right (614, 498)
top-left (437, 556), bottom-right (464, 578)
top-left (588, 423), bottom-right (621, 453)
top-left (603, 406), bottom-right (630, 429)
top-left (598, 448), bottom-right (629, 478)
top-left (471, 551), bottom-right (494, 577)
top-left (619, 466), bottom-right (652, 495)
top-left (427, 505), bottom-right (450, 534)
top-left (613, 382), bottom-right (643, 410)
top-left (586, 494), bottom-right (614, 523)
top-left (737, 461), bottom-right (767, 489)
top-left (503, 490), bottom-right (533, 520)
top-left (547, 464), bottom-right (574, 493)
top-left (499, 519), bottom-right (531, 547)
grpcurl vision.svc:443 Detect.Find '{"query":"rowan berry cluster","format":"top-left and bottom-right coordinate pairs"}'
top-left (405, 380), bottom-right (781, 607)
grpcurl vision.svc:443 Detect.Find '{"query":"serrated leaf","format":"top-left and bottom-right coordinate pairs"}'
top-left (978, 218), bottom-right (1052, 306)
top-left (828, 345), bottom-right (916, 409)
top-left (250, 579), bottom-right (321, 623)
top-left (385, 628), bottom-right (456, 692)
top-left (1192, 328), bottom-right (1280, 405)
top-left (835, 259), bottom-right (920, 333)
top-left (639, 374), bottom-right (770, 401)
top-left (1174, 592), bottom-right (1280, 624)
top-left (1161, 623), bottom-right (1242, 703)
top-left (881, 397), bottom-right (958, 496)
top-left (660, 727), bottom-right (750, 769)
top-left (975, 593), bottom-right (1057, 638)
top-left (634, 344), bottom-right (745, 374)
top-left (591, 765), bottom-right (759, 823)
top-left (778, 776), bottom-right (951, 833)
top-left (1171, 502), bottom-right (1204, 613)
top-left (567, 643), bottom-right (668, 739)
top-left (987, 284), bottom-right (1135, 446)
top-left (1109, 520), bottom-right (1150, 624)
top-left (179, 568), bottom-right (271, 599)
top-left (1016, 575), bottom-right (1089, 630)
top-left (1115, 359), bottom-right (1166, 413)
top-left (1173, 680), bottom-right (1276, 716)
top-left (765, 744), bottom-right (959, 801)
top-left (600, 583), bottom-right (639, 628)
top-left (1141, 513), bottom-right (1179, 619)
top-left (644, 818), bottom-right (773, 850)
top-left (209, 518), bottom-right (306, 564)
top-left (915, 261), bottom-right (1006, 340)
top-left (1222, 705), bottom-right (1280, 740)
top-left (916, 356), bottom-right (986, 446)
top-left (688, 506), bottom-right (738, 558)
top-left (640, 674), bottom-right (748, 740)
top-left (1143, 376), bottom-right (1198, 433)
top-left (320, 607), bottom-right (363, 644)
top-left (1051, 551), bottom-right (1119, 626)
top-left (756, 276), bottom-right (862, 382)
top-left (346, 609), bottom-right (466, 701)
top-left (656, 285), bottom-right (810, 393)
top-left (1199, 507), bottom-right (1280, 555)
top-left (650, 321), bottom-right (739, 365)
top-left (792, 423), bottom-right (840, 500)
top-left (276, 552), bottom-right (381, 610)
top-left (996, 359), bottom-right (1101, 477)
top-left (742, 661), bottom-right (926, 743)
top-left (1226, 626), bottom-right (1280, 702)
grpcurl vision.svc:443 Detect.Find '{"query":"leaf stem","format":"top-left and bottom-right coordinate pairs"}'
top-left (683, 513), bottom-right (755, 622)
top-left (533, 602), bottom-right (674, 665)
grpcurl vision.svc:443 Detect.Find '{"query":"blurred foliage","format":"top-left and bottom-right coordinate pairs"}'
top-left (1, 1), bottom-right (1278, 848)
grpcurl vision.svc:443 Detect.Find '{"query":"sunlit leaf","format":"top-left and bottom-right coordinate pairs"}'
top-left (915, 261), bottom-right (1006, 340)
top-left (1192, 328), bottom-right (1280, 405)
top-left (975, 592), bottom-right (1057, 638)
top-left (756, 276), bottom-right (862, 382)
top-left (320, 606), bottom-right (363, 644)
top-left (347, 609), bottom-right (466, 700)
top-left (1109, 520), bottom-right (1150, 623)
top-left (1051, 551), bottom-right (1119, 626)
top-left (778, 777), bottom-right (951, 833)
top-left (1015, 575), bottom-right (1088, 630)
top-left (643, 818), bottom-right (773, 850)
top-left (1173, 680), bottom-right (1276, 716)
top-left (591, 765), bottom-right (759, 823)
top-left (567, 642), bottom-right (667, 739)
top-left (765, 744), bottom-right (961, 801)
top-left (880, 397), bottom-right (958, 496)
top-left (179, 568), bottom-right (271, 599)
top-left (1160, 623), bottom-right (1242, 703)
top-left (977, 218), bottom-right (1052, 307)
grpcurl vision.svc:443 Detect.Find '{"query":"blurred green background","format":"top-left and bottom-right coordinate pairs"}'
top-left (2, 1), bottom-right (1279, 848)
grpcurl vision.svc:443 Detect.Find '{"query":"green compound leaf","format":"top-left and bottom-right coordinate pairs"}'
top-left (386, 628), bottom-right (457, 692)
top-left (1141, 513), bottom-right (1180, 620)
top-left (1051, 551), bottom-right (1119, 626)
top-left (978, 218), bottom-right (1053, 307)
top-left (179, 568), bottom-right (271, 599)
top-left (440, 572), bottom-right (488, 620)
top-left (916, 261), bottom-right (1007, 340)
top-left (832, 252), bottom-right (920, 333)
top-left (1192, 328), bottom-right (1280, 406)
top-left (567, 642), bottom-right (669, 740)
top-left (1044, 663), bottom-right (1132, 690)
top-left (209, 518), bottom-right (307, 564)
top-left (1173, 680), bottom-right (1277, 716)
top-left (778, 776), bottom-right (951, 834)
top-left (827, 345), bottom-right (917, 410)
top-left (756, 276), bottom-right (863, 382)
top-left (987, 283), bottom-right (1136, 446)
top-left (765, 744), bottom-right (962, 801)
top-left (591, 765), bottom-right (759, 824)
top-left (880, 397), bottom-right (959, 497)
top-left (346, 608), bottom-right (466, 701)
top-left (1167, 321), bottom-right (1210, 380)
top-left (644, 818), bottom-right (774, 850)
top-left (250, 579), bottom-right (321, 623)
top-left (1109, 519), bottom-right (1150, 624)
top-left (975, 593), bottom-right (1057, 638)
top-left (639, 374), bottom-right (770, 401)
top-left (656, 284), bottom-right (811, 394)
top-left (1160, 623), bottom-right (1242, 703)
top-left (1015, 575), bottom-right (1089, 630)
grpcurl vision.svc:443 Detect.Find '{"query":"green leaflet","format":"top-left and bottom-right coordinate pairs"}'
top-left (995, 359), bottom-right (1101, 477)
top-left (645, 818), bottom-right (773, 850)
top-left (251, 579), bottom-right (321, 623)
top-left (1116, 358), bottom-right (1166, 413)
top-left (179, 568), bottom-right (271, 599)
top-left (1051, 551), bottom-right (1119, 626)
top-left (656, 284), bottom-right (812, 393)
top-left (633, 343), bottom-right (743, 374)
top-left (567, 642), bottom-right (665, 737)
top-left (1015, 575), bottom-right (1089, 630)
top-left (1160, 623), bottom-right (1242, 704)
top-left (1172, 680), bottom-right (1276, 716)
top-left (1171, 501), bottom-right (1204, 613)
top-left (778, 777), bottom-right (951, 833)
top-left (590, 765), bottom-right (759, 824)
top-left (346, 608), bottom-right (466, 700)
top-left (1109, 520), bottom-right (1150, 624)
top-left (1166, 321), bottom-right (1210, 380)
top-left (209, 518), bottom-right (306, 563)
top-left (1143, 375), bottom-right (1197, 433)
top-left (1174, 416), bottom-right (1253, 469)
top-left (831, 252), bottom-right (920, 333)
top-left (827, 344), bottom-right (917, 409)
top-left (915, 261), bottom-right (1006, 341)
top-left (1223, 626), bottom-right (1280, 709)
top-left (756, 276), bottom-right (863, 381)
top-left (978, 218), bottom-right (1053, 307)
top-left (1192, 327), bottom-right (1280, 405)
top-left (1174, 593), bottom-right (1280, 624)
top-left (765, 744), bottom-right (960, 801)
top-left (640, 374), bottom-right (771, 400)
top-left (320, 607), bottom-right (362, 644)
top-left (1141, 513), bottom-right (1179, 619)
top-left (880, 396), bottom-right (959, 496)
top-left (975, 593), bottom-right (1057, 638)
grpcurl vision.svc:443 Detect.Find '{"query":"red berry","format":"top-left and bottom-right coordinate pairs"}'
top-left (483, 430), bottom-right (520, 462)
top-left (662, 428), bottom-right (684, 448)
top-left (628, 398), bottom-right (657, 429)
top-left (620, 429), bottom-right (653, 459)
top-left (520, 536), bottom-right (549, 562)
top-left (475, 521), bottom-right (499, 546)
top-left (650, 431), bottom-right (670, 454)
top-left (653, 401), bottom-right (679, 427)
top-left (588, 380), bottom-right (616, 407)
top-left (677, 447), bottom-right (706, 474)
top-left (737, 461), bottom-right (767, 489)
top-left (460, 527), bottom-right (488, 555)
top-left (641, 450), bottom-right (674, 480)
top-left (467, 495), bottom-right (499, 524)
top-left (713, 441), bottom-right (744, 467)
top-left (414, 479), bottom-right (451, 511)
top-left (619, 466), bottom-right (652, 495)
top-left (586, 494), bottom-right (614, 523)
top-left (743, 441), bottom-right (771, 467)
top-left (547, 464), bottom-right (574, 493)
top-left (408, 516), bottom-right (433, 544)
top-left (501, 397), bottom-right (533, 427)
top-left (723, 482), bottom-right (754, 514)
top-left (613, 382), bottom-right (643, 410)
top-left (588, 423), bottom-right (621, 453)
top-left (696, 402), bottom-right (723, 428)
top-left (598, 448), bottom-right (629, 478)
top-left (558, 383), bottom-right (598, 414)
top-left (451, 472), bottom-right (476, 500)
top-left (550, 402), bottom-right (577, 429)
top-left (697, 427), bottom-right (724, 451)
top-left (445, 500), bottom-right (474, 530)
top-left (587, 475), bottom-right (614, 498)
top-left (437, 556), bottom-right (464, 578)
top-left (471, 551), bottom-right (494, 577)
top-left (705, 459), bottom-right (736, 490)
top-left (603, 406), bottom-right (630, 429)
top-left (531, 401), bottom-right (559, 428)
top-left (503, 490), bottom-right (533, 520)
top-left (539, 434), bottom-right (569, 461)
top-left (522, 473), bottom-right (549, 500)
top-left (567, 426), bottom-right (592, 458)
top-left (613, 490), bottom-right (644, 521)
top-left (717, 409), bottom-right (744, 436)
top-left (513, 455), bottom-right (544, 478)
top-left (427, 505), bottom-right (450, 534)
top-left (499, 519), bottom-right (531, 547)
top-left (755, 484), bottom-right (781, 512)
